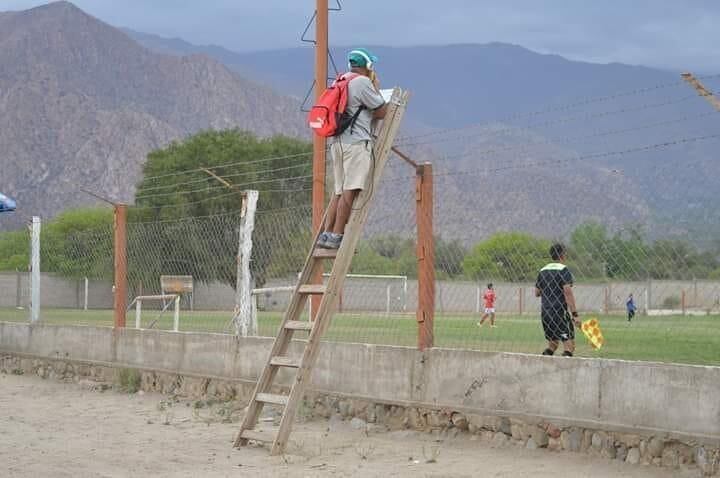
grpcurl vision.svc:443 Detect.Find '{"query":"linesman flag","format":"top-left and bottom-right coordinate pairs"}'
top-left (581, 318), bottom-right (604, 349)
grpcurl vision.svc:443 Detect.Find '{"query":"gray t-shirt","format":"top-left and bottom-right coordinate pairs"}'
top-left (334, 74), bottom-right (385, 145)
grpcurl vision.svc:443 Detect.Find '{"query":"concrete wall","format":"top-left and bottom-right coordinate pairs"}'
top-left (1, 321), bottom-right (718, 442)
top-left (3, 272), bottom-right (720, 315)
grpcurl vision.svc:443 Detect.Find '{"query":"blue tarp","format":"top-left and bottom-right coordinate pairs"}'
top-left (0, 192), bottom-right (17, 213)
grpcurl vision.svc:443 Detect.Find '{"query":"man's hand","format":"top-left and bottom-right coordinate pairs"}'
top-left (369, 70), bottom-right (380, 90)
top-left (571, 311), bottom-right (581, 327)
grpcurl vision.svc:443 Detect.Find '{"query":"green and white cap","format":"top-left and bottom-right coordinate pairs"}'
top-left (347, 48), bottom-right (378, 69)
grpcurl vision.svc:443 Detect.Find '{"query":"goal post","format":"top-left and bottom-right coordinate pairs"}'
top-left (322, 272), bottom-right (408, 315)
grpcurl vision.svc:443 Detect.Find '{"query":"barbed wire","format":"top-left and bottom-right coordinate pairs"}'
top-left (128, 204), bottom-right (314, 225)
top-left (399, 94), bottom-right (699, 150)
top-left (434, 133), bottom-right (720, 178)
top-left (419, 110), bottom-right (718, 163)
top-left (140, 150), bottom-right (314, 183)
top-left (394, 73), bottom-right (720, 145)
top-left (137, 160), bottom-right (320, 193)
top-left (134, 173), bottom-right (314, 201)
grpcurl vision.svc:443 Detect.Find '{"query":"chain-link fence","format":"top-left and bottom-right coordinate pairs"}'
top-left (2, 78), bottom-right (720, 366)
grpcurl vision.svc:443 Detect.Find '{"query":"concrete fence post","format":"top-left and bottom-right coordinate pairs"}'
top-left (233, 190), bottom-right (258, 337)
top-left (519, 287), bottom-right (524, 316)
top-left (15, 270), bottom-right (21, 309)
top-left (29, 216), bottom-right (41, 323)
top-left (84, 277), bottom-right (89, 311)
top-left (113, 204), bottom-right (128, 328)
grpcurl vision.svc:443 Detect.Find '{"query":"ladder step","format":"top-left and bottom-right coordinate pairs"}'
top-left (312, 248), bottom-right (337, 259)
top-left (270, 356), bottom-right (301, 368)
top-left (285, 320), bottom-right (312, 331)
top-left (241, 427), bottom-right (278, 443)
top-left (256, 393), bottom-right (288, 406)
top-left (298, 284), bottom-right (326, 294)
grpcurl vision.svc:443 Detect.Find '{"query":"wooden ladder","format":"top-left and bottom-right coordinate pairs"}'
top-left (234, 87), bottom-right (409, 455)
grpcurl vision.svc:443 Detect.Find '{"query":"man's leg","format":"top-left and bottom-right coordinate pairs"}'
top-left (543, 340), bottom-right (559, 355)
top-left (323, 195), bottom-right (341, 233)
top-left (477, 313), bottom-right (489, 326)
top-left (331, 189), bottom-right (359, 235)
top-left (490, 312), bottom-right (496, 326)
top-left (561, 339), bottom-right (576, 356)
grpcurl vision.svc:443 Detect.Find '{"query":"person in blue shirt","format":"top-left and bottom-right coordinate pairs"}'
top-left (626, 294), bottom-right (637, 322)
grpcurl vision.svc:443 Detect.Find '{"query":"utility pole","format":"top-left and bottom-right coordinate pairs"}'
top-left (311, 0), bottom-right (329, 319)
top-left (681, 72), bottom-right (720, 112)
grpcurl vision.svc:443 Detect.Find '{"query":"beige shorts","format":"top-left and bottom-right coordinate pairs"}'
top-left (331, 141), bottom-right (372, 195)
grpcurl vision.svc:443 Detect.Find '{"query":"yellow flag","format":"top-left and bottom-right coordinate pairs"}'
top-left (581, 318), bottom-right (604, 350)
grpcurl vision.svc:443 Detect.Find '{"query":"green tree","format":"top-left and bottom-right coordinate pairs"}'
top-left (351, 235), bottom-right (417, 277)
top-left (435, 236), bottom-right (467, 279)
top-left (131, 130), bottom-right (312, 287)
top-left (0, 208), bottom-right (113, 278)
top-left (568, 222), bottom-right (609, 279)
top-left (43, 208), bottom-right (113, 279)
top-left (0, 230), bottom-right (29, 271)
top-left (133, 130), bottom-right (311, 219)
top-left (463, 232), bottom-right (550, 282)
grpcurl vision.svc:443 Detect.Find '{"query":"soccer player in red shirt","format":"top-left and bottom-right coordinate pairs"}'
top-left (477, 283), bottom-right (497, 328)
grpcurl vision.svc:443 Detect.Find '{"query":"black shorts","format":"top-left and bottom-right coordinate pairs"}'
top-left (541, 308), bottom-right (574, 342)
top-left (628, 310), bottom-right (635, 319)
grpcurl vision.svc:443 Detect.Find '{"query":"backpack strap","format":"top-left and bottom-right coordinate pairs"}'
top-left (342, 72), bottom-right (364, 135)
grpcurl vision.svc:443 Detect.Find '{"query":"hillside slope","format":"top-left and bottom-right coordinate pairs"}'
top-left (0, 2), bottom-right (306, 230)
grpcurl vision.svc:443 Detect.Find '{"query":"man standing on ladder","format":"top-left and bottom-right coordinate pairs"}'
top-left (318, 48), bottom-right (387, 249)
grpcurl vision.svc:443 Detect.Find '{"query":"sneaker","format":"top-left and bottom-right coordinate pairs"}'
top-left (320, 232), bottom-right (343, 249)
top-left (316, 231), bottom-right (330, 248)
top-left (490, 324), bottom-right (497, 328)
top-left (477, 322), bottom-right (484, 328)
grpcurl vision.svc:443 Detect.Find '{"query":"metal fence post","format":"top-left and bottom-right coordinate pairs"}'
top-left (113, 204), bottom-right (128, 328)
top-left (416, 163), bottom-right (434, 350)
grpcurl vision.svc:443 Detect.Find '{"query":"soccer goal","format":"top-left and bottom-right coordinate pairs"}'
top-left (324, 273), bottom-right (409, 315)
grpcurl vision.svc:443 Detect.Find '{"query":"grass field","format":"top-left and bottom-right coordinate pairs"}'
top-left (1, 308), bottom-right (718, 366)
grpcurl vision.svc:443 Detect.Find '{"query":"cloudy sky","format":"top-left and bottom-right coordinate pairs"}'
top-left (4, 0), bottom-right (720, 72)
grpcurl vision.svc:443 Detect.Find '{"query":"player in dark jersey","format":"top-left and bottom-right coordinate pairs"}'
top-left (535, 243), bottom-right (581, 357)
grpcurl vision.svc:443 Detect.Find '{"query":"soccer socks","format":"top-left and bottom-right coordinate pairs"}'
top-left (542, 348), bottom-right (573, 357)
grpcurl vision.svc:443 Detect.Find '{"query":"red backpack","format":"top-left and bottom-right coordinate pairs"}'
top-left (307, 73), bottom-right (361, 137)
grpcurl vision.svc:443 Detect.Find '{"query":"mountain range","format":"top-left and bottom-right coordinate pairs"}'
top-left (0, 2), bottom-right (305, 231)
top-left (123, 28), bottom-right (720, 243)
top-left (1, 1), bottom-right (717, 245)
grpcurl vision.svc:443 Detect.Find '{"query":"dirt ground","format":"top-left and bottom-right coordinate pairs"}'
top-left (0, 373), bottom-right (696, 478)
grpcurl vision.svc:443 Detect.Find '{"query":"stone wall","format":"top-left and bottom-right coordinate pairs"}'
top-left (1, 353), bottom-right (718, 476)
